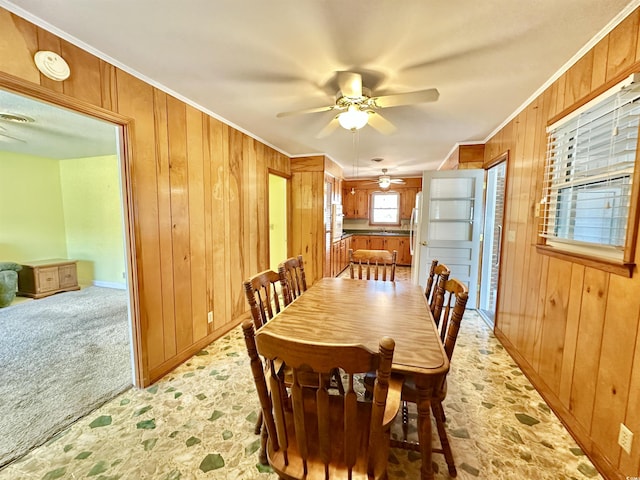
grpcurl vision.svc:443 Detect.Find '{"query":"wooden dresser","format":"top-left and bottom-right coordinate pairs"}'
top-left (17, 259), bottom-right (80, 299)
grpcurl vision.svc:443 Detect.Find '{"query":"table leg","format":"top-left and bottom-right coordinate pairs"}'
top-left (415, 378), bottom-right (434, 480)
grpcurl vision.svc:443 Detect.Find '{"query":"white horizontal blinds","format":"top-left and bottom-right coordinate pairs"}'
top-left (541, 77), bottom-right (640, 254)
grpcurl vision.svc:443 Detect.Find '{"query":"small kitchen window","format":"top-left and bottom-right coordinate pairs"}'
top-left (370, 191), bottom-right (400, 225)
top-left (539, 73), bottom-right (640, 272)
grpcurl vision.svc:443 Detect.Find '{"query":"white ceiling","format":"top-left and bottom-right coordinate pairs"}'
top-left (0, 0), bottom-right (636, 175)
top-left (0, 89), bottom-right (118, 159)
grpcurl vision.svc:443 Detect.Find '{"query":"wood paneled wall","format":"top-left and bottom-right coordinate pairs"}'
top-left (485, 8), bottom-right (640, 479)
top-left (439, 144), bottom-right (485, 170)
top-left (0, 9), bottom-right (290, 386)
top-left (290, 155), bottom-right (343, 286)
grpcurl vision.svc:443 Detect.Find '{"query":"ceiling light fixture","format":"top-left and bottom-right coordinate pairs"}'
top-left (378, 175), bottom-right (392, 190)
top-left (338, 105), bottom-right (368, 131)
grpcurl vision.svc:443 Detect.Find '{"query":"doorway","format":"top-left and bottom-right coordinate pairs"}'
top-left (268, 173), bottom-right (288, 271)
top-left (0, 85), bottom-right (137, 467)
top-left (479, 158), bottom-right (507, 327)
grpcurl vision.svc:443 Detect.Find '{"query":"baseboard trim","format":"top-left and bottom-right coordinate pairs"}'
top-left (494, 328), bottom-right (623, 480)
top-left (92, 281), bottom-right (127, 290)
top-left (147, 312), bottom-right (251, 386)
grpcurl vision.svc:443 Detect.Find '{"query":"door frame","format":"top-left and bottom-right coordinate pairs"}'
top-left (480, 151), bottom-right (510, 330)
top-left (265, 167), bottom-right (292, 258)
top-left (0, 71), bottom-right (143, 387)
top-left (478, 150), bottom-right (509, 328)
top-left (267, 169), bottom-right (291, 271)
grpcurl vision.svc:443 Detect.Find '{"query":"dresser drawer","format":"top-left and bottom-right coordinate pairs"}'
top-left (37, 267), bottom-right (60, 292)
top-left (58, 264), bottom-right (78, 288)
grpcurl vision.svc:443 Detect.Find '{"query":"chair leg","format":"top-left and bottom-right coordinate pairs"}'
top-left (402, 400), bottom-right (409, 441)
top-left (432, 401), bottom-right (456, 477)
top-left (258, 421), bottom-right (269, 465)
top-left (254, 410), bottom-right (263, 435)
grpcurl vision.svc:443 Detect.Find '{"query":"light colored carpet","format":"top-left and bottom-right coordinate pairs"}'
top-left (0, 286), bottom-right (132, 468)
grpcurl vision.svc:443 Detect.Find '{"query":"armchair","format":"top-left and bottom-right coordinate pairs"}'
top-left (0, 262), bottom-right (22, 307)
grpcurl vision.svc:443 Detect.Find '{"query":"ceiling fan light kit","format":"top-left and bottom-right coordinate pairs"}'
top-left (378, 176), bottom-right (392, 190)
top-left (276, 71), bottom-right (438, 136)
top-left (361, 168), bottom-right (406, 189)
top-left (338, 105), bottom-right (369, 130)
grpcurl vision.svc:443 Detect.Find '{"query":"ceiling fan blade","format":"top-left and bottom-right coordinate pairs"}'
top-left (316, 116), bottom-right (340, 138)
top-left (390, 179), bottom-right (406, 184)
top-left (372, 88), bottom-right (440, 108)
top-left (0, 131), bottom-right (25, 142)
top-left (276, 104), bottom-right (336, 118)
top-left (337, 71), bottom-right (362, 98)
top-left (367, 111), bottom-right (396, 134)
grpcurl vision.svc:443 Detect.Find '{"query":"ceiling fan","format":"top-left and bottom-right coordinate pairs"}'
top-left (0, 127), bottom-right (25, 143)
top-left (276, 71), bottom-right (439, 137)
top-left (365, 169), bottom-right (406, 190)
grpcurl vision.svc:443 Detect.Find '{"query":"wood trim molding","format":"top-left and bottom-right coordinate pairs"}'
top-left (536, 245), bottom-right (634, 277)
top-left (484, 150), bottom-right (509, 170)
top-left (0, 71), bottom-right (133, 125)
top-left (547, 62), bottom-right (640, 128)
top-left (148, 313), bottom-right (249, 384)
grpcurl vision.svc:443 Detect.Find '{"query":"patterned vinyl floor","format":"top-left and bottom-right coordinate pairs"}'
top-left (0, 268), bottom-right (602, 479)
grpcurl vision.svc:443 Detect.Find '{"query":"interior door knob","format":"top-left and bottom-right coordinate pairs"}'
top-left (420, 241), bottom-right (427, 246)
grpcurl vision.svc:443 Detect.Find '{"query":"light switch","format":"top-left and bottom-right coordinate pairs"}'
top-left (508, 230), bottom-right (516, 242)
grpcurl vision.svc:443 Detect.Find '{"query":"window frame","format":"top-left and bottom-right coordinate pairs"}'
top-left (369, 191), bottom-right (401, 226)
top-left (537, 72), bottom-right (640, 277)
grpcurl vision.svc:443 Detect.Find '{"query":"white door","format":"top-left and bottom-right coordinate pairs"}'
top-left (418, 169), bottom-right (484, 308)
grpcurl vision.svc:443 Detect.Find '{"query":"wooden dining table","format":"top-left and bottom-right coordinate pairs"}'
top-left (256, 277), bottom-right (449, 480)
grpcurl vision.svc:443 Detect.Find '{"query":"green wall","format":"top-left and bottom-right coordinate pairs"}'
top-left (268, 174), bottom-right (287, 271)
top-left (0, 151), bottom-right (125, 287)
top-left (0, 151), bottom-right (68, 261)
top-left (59, 155), bottom-right (125, 287)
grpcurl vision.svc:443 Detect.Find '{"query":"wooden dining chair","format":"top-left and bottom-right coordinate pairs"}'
top-left (243, 320), bottom-right (402, 480)
top-left (243, 269), bottom-right (289, 330)
top-left (349, 249), bottom-right (397, 282)
top-left (425, 261), bottom-right (450, 314)
top-left (395, 279), bottom-right (469, 477)
top-left (243, 268), bottom-right (344, 462)
top-left (278, 254), bottom-right (307, 303)
top-left (243, 269), bottom-right (291, 454)
top-left (432, 277), bottom-right (468, 343)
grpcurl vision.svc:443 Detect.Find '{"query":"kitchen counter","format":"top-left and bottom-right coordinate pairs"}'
top-left (344, 230), bottom-right (410, 237)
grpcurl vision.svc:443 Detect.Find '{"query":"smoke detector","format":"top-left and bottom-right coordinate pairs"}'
top-left (34, 51), bottom-right (71, 81)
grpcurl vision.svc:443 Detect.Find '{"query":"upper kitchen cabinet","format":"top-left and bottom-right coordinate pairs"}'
top-left (343, 188), bottom-right (370, 219)
top-left (400, 187), bottom-right (418, 220)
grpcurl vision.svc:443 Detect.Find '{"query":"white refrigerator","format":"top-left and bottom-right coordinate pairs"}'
top-left (410, 192), bottom-right (423, 285)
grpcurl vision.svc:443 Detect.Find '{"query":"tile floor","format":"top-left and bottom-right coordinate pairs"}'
top-left (0, 268), bottom-right (602, 479)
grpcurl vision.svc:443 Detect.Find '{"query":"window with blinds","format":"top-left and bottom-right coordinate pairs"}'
top-left (540, 73), bottom-right (640, 263)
